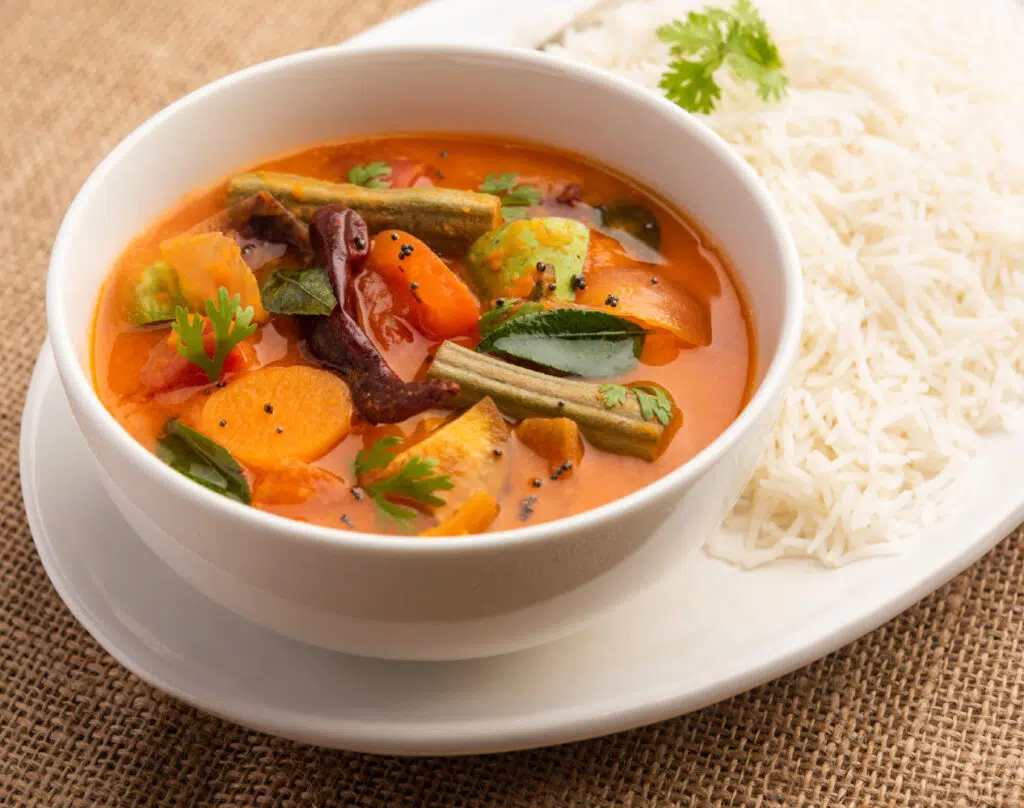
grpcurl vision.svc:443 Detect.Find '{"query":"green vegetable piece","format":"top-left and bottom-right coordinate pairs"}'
top-left (354, 436), bottom-right (454, 527)
top-left (477, 309), bottom-right (646, 377)
top-left (657, 0), bottom-right (787, 114)
top-left (599, 203), bottom-right (662, 252)
top-left (156, 419), bottom-right (251, 504)
top-left (129, 259), bottom-right (186, 325)
top-left (465, 217), bottom-right (590, 301)
top-left (260, 268), bottom-right (337, 316)
top-left (348, 161), bottom-right (392, 188)
top-left (172, 286), bottom-right (257, 383)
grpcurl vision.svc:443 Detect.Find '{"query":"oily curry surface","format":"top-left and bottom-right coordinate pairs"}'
top-left (93, 134), bottom-right (754, 535)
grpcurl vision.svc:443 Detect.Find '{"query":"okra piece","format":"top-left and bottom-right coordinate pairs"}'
top-left (227, 172), bottom-right (502, 253)
top-left (427, 341), bottom-right (669, 461)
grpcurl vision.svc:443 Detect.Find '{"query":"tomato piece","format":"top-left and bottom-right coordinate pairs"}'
top-left (388, 160), bottom-right (435, 189)
top-left (138, 323), bottom-right (255, 394)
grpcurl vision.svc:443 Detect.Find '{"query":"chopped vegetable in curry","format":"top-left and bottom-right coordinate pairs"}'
top-left (91, 134), bottom-right (754, 535)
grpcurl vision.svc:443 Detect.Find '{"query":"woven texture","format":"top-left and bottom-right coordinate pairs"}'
top-left (2, 1), bottom-right (1023, 805)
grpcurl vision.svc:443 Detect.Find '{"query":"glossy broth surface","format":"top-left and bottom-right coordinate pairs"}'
top-left (93, 134), bottom-right (754, 534)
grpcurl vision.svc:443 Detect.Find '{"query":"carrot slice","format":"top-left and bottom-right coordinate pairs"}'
top-left (366, 230), bottom-right (480, 339)
top-left (578, 267), bottom-right (711, 347)
top-left (420, 490), bottom-right (500, 536)
top-left (199, 365), bottom-right (352, 466)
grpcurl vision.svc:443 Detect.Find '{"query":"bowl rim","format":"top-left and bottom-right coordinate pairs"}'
top-left (46, 41), bottom-right (803, 556)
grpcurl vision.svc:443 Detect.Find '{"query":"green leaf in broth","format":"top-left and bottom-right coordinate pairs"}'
top-left (599, 202), bottom-right (662, 252)
top-left (476, 308), bottom-right (646, 377)
top-left (260, 268), bottom-right (337, 316)
top-left (156, 420), bottom-right (251, 505)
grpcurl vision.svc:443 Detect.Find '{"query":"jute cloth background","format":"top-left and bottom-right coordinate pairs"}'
top-left (1, 1), bottom-right (1022, 805)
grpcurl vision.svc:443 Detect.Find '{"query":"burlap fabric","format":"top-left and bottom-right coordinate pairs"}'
top-left (2, 1), bottom-right (1023, 805)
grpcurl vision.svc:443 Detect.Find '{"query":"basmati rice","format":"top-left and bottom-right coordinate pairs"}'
top-left (545, 0), bottom-right (1024, 567)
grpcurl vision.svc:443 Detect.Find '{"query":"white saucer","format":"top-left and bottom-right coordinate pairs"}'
top-left (21, 341), bottom-right (1024, 754)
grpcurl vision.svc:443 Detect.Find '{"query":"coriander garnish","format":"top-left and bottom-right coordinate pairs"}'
top-left (479, 172), bottom-right (542, 220)
top-left (347, 161), bottom-right (392, 188)
top-left (600, 383), bottom-right (674, 426)
top-left (657, 0), bottom-right (787, 114)
top-left (353, 436), bottom-right (454, 526)
top-left (171, 287), bottom-right (256, 382)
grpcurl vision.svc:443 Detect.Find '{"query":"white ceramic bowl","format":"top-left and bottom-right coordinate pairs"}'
top-left (47, 44), bottom-right (802, 661)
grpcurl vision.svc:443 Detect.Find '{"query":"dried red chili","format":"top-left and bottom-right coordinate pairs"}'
top-left (305, 205), bottom-right (459, 423)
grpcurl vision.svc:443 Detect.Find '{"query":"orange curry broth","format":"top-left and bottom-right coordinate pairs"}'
top-left (92, 134), bottom-right (755, 534)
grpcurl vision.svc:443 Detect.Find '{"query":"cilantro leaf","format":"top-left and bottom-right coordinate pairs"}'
top-left (479, 173), bottom-right (520, 194)
top-left (599, 384), bottom-right (629, 409)
top-left (479, 173), bottom-right (542, 221)
top-left (632, 385), bottom-right (674, 426)
top-left (171, 286), bottom-right (256, 383)
top-left (353, 435), bottom-right (403, 477)
top-left (599, 383), bottom-right (674, 425)
top-left (500, 206), bottom-right (532, 221)
top-left (501, 185), bottom-right (542, 208)
top-left (353, 437), bottom-right (454, 527)
top-left (657, 0), bottom-right (787, 114)
top-left (348, 161), bottom-right (392, 188)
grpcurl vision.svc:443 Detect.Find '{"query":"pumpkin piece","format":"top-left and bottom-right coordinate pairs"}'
top-left (516, 417), bottom-right (585, 476)
top-left (159, 231), bottom-right (268, 322)
top-left (199, 365), bottom-right (353, 466)
top-left (365, 397), bottom-right (511, 518)
top-left (577, 266), bottom-right (711, 347)
top-left (419, 490), bottom-right (500, 536)
top-left (251, 460), bottom-right (344, 506)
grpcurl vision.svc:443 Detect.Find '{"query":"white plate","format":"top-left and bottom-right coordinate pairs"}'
top-left (21, 2), bottom-right (1024, 755)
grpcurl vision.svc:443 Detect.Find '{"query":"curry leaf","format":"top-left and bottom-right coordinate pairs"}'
top-left (477, 309), bottom-right (647, 377)
top-left (156, 420), bottom-right (251, 504)
top-left (260, 268), bottom-right (337, 316)
top-left (478, 298), bottom-right (544, 339)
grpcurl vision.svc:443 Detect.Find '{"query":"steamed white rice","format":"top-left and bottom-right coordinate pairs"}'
top-left (545, 0), bottom-right (1024, 567)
